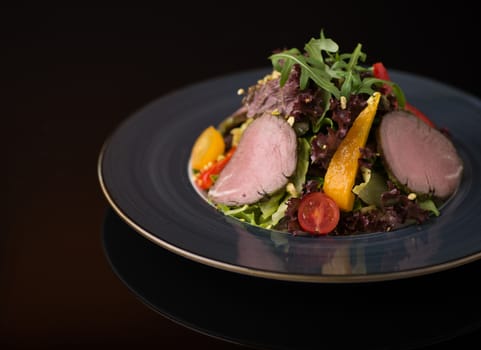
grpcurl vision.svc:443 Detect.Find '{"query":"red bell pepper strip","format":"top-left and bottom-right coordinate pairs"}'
top-left (196, 147), bottom-right (236, 190)
top-left (372, 62), bottom-right (435, 128)
top-left (404, 102), bottom-right (436, 128)
top-left (372, 62), bottom-right (392, 94)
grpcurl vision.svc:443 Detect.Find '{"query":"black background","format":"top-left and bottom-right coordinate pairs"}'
top-left (3, 4), bottom-right (481, 349)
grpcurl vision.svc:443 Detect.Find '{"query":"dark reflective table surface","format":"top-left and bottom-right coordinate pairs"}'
top-left (4, 5), bottom-right (481, 349)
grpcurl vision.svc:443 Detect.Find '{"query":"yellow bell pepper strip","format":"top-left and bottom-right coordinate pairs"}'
top-left (323, 92), bottom-right (381, 211)
top-left (190, 126), bottom-right (225, 171)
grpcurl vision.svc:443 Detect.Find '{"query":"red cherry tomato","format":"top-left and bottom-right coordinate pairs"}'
top-left (297, 192), bottom-right (340, 235)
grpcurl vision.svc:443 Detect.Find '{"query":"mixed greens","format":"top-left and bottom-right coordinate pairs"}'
top-left (190, 30), bottom-right (461, 236)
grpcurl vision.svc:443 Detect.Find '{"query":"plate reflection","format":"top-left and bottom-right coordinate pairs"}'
top-left (102, 208), bottom-right (481, 350)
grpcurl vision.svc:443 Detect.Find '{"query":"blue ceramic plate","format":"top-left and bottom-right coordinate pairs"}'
top-left (98, 67), bottom-right (481, 283)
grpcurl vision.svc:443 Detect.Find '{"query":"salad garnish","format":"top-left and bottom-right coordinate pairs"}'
top-left (189, 30), bottom-right (464, 236)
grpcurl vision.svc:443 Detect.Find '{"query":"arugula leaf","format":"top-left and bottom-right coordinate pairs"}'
top-left (269, 29), bottom-right (406, 106)
top-left (270, 51), bottom-right (340, 98)
top-left (357, 77), bottom-right (406, 108)
top-left (312, 89), bottom-right (331, 133)
top-left (304, 30), bottom-right (338, 67)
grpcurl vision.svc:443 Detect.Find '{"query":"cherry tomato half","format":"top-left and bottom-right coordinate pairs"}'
top-left (297, 192), bottom-right (340, 235)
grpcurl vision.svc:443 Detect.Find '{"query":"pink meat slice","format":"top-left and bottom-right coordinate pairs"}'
top-left (208, 113), bottom-right (297, 206)
top-left (378, 111), bottom-right (463, 198)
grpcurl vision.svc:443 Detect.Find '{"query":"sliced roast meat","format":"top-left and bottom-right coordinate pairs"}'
top-left (208, 113), bottom-right (297, 206)
top-left (244, 70), bottom-right (299, 119)
top-left (377, 111), bottom-right (463, 198)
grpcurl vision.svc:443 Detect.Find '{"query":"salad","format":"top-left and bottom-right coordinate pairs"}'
top-left (189, 30), bottom-right (464, 236)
